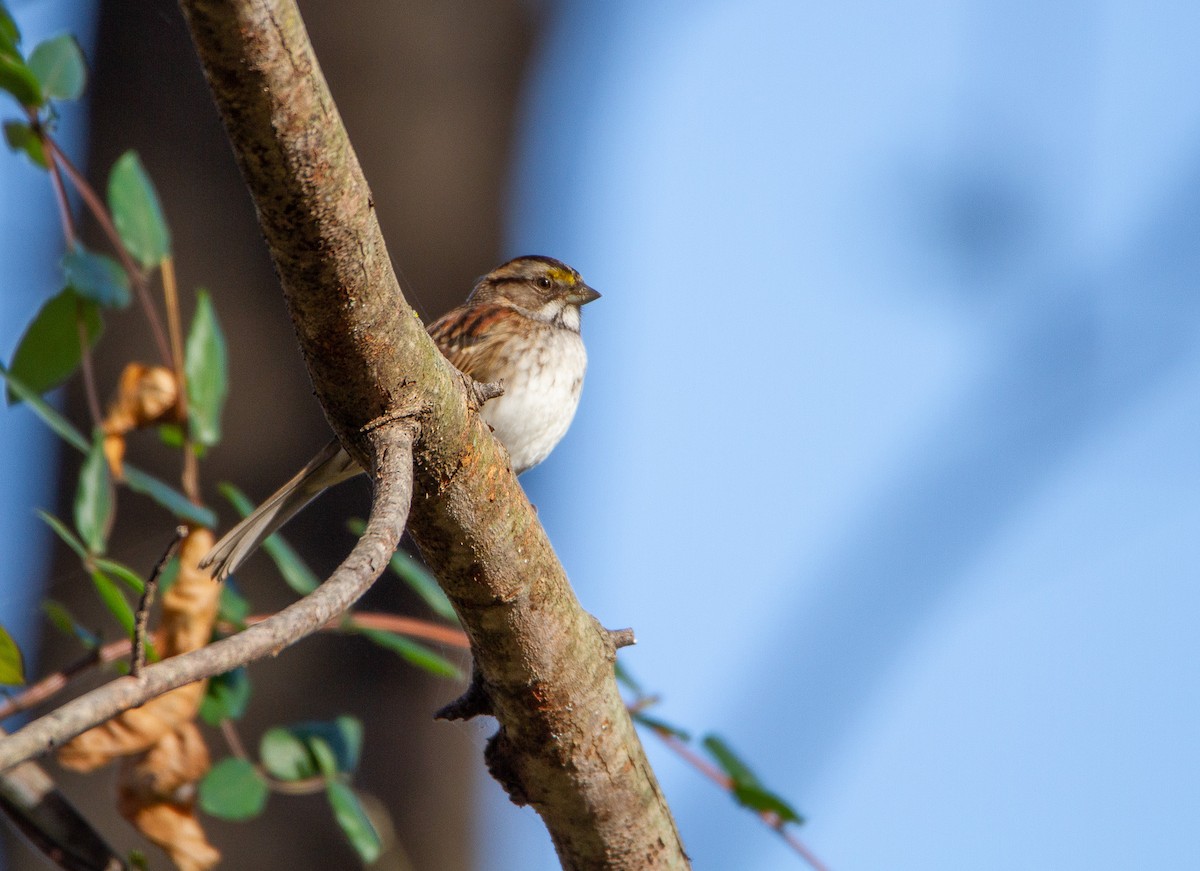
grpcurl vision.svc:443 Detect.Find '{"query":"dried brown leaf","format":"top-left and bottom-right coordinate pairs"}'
top-left (57, 529), bottom-right (220, 771)
top-left (101, 363), bottom-right (180, 479)
top-left (118, 723), bottom-right (220, 871)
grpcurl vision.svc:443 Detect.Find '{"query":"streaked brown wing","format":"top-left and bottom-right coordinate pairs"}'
top-left (427, 301), bottom-right (525, 382)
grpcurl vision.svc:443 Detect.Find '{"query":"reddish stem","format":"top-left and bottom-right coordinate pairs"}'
top-left (42, 135), bottom-right (173, 367)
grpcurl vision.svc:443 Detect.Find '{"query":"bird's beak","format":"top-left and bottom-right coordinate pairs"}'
top-left (568, 284), bottom-right (601, 306)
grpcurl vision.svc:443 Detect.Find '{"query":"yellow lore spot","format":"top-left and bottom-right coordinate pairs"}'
top-left (545, 267), bottom-right (577, 285)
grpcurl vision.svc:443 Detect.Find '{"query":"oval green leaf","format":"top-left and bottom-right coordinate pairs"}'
top-left (122, 465), bottom-right (216, 527)
top-left (41, 600), bottom-right (99, 648)
top-left (89, 569), bottom-right (134, 636)
top-left (326, 782), bottom-right (382, 864)
top-left (36, 509), bottom-right (87, 559)
top-left (732, 783), bottom-right (804, 825)
top-left (259, 727), bottom-right (316, 782)
top-left (184, 291), bottom-right (227, 447)
top-left (0, 6), bottom-right (22, 54)
top-left (27, 33), bottom-right (85, 101)
top-left (0, 52), bottom-right (42, 107)
top-left (107, 150), bottom-right (170, 268)
top-left (6, 288), bottom-right (103, 403)
top-left (199, 758), bottom-right (268, 821)
top-left (3, 119), bottom-right (47, 168)
top-left (0, 624), bottom-right (25, 685)
top-left (62, 245), bottom-right (131, 308)
top-left (74, 433), bottom-right (113, 554)
top-left (701, 733), bottom-right (760, 788)
top-left (200, 668), bottom-right (251, 726)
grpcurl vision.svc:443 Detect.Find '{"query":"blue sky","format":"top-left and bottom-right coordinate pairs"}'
top-left (487, 1), bottom-right (1200, 868)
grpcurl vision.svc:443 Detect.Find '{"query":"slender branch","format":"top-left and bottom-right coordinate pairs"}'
top-left (43, 139), bottom-right (77, 244)
top-left (44, 139), bottom-right (105, 428)
top-left (0, 424), bottom-right (415, 772)
top-left (74, 301), bottom-right (103, 426)
top-left (131, 525), bottom-right (187, 677)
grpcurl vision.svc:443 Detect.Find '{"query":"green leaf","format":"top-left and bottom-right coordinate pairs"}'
top-left (0, 5), bottom-right (21, 55)
top-left (326, 782), bottom-right (382, 864)
top-left (41, 600), bottom-right (99, 648)
top-left (107, 151), bottom-right (170, 268)
top-left (259, 728), bottom-right (316, 782)
top-left (0, 624), bottom-right (25, 685)
top-left (701, 734), bottom-right (760, 789)
top-left (3, 120), bottom-right (47, 168)
top-left (36, 509), bottom-right (87, 559)
top-left (220, 483), bottom-right (318, 594)
top-left (0, 365), bottom-right (89, 450)
top-left (62, 245), bottom-right (131, 308)
top-left (631, 713), bottom-right (691, 742)
top-left (296, 718), bottom-right (361, 776)
top-left (307, 735), bottom-right (339, 778)
top-left (0, 52), bottom-right (41, 107)
top-left (157, 423), bottom-right (184, 448)
top-left (27, 34), bottom-right (85, 101)
top-left (348, 517), bottom-right (456, 622)
top-left (260, 718), bottom-right (363, 781)
top-left (200, 668), bottom-right (251, 725)
top-left (90, 568), bottom-right (135, 637)
top-left (74, 432), bottom-right (113, 554)
top-left (184, 291), bottom-right (227, 447)
top-left (123, 465), bottom-right (216, 527)
top-left (356, 627), bottom-right (462, 679)
top-left (300, 716), bottom-right (362, 775)
top-left (91, 558), bottom-right (146, 595)
top-left (199, 758), bottom-right (268, 820)
top-left (2, 367), bottom-right (214, 529)
top-left (6, 288), bottom-right (102, 403)
top-left (732, 783), bottom-right (804, 825)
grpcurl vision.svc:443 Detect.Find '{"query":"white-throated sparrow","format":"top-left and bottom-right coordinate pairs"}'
top-left (201, 255), bottom-right (600, 580)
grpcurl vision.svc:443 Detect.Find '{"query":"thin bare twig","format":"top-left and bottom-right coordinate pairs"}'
top-left (131, 526), bottom-right (188, 677)
top-left (74, 302), bottom-right (103, 427)
top-left (41, 135), bottom-right (105, 429)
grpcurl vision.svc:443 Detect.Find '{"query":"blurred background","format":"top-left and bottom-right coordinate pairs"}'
top-left (3, 0), bottom-right (1200, 869)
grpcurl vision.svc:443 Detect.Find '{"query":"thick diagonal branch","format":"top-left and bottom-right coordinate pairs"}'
top-left (176, 1), bottom-right (687, 867)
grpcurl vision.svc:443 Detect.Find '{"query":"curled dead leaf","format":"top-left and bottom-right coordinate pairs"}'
top-left (57, 529), bottom-right (220, 771)
top-left (118, 722), bottom-right (220, 871)
top-left (101, 363), bottom-right (180, 479)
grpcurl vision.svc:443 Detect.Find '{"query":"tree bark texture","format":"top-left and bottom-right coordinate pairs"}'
top-left (176, 1), bottom-right (688, 868)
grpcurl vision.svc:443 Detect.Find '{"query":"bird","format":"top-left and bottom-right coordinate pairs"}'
top-left (200, 255), bottom-right (600, 580)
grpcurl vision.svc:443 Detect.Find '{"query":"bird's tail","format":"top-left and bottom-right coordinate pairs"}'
top-left (200, 439), bottom-right (362, 581)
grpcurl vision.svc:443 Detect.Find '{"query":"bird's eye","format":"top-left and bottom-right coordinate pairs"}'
top-left (537, 276), bottom-right (552, 290)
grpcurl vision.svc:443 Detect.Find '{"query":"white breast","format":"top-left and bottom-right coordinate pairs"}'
top-left (482, 327), bottom-right (588, 474)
